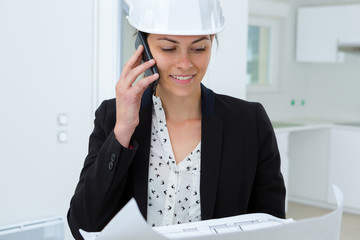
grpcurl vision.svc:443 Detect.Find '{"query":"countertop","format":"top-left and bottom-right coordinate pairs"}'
top-left (272, 119), bottom-right (360, 133)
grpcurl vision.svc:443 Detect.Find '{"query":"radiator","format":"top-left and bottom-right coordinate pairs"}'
top-left (0, 216), bottom-right (64, 240)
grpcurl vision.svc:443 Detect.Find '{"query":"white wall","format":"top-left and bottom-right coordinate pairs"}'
top-left (0, 1), bottom-right (95, 240)
top-left (247, 0), bottom-right (360, 122)
top-left (206, 0), bottom-right (248, 99)
top-left (93, 0), bottom-right (122, 109)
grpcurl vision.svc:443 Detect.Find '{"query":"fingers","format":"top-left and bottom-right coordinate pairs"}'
top-left (132, 73), bottom-right (159, 93)
top-left (116, 70), bottom-right (158, 100)
top-left (125, 59), bottom-right (156, 85)
top-left (123, 45), bottom-right (144, 73)
top-left (120, 45), bottom-right (157, 87)
top-left (119, 45), bottom-right (143, 84)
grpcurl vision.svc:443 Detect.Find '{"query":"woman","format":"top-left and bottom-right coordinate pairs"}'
top-left (67, 0), bottom-right (285, 239)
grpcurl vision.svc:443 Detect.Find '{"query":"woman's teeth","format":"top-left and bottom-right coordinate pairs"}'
top-left (171, 75), bottom-right (193, 80)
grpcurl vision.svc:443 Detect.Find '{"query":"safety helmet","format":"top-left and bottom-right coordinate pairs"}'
top-left (127, 0), bottom-right (225, 35)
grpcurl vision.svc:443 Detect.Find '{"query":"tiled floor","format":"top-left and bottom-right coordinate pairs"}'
top-left (287, 201), bottom-right (360, 240)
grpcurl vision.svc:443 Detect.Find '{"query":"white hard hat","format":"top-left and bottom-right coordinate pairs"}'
top-left (127, 0), bottom-right (225, 35)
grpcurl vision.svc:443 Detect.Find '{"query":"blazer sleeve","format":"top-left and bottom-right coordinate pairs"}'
top-left (67, 100), bottom-right (138, 240)
top-left (247, 103), bottom-right (286, 218)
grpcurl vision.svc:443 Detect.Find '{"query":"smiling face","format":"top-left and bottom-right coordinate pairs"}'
top-left (147, 34), bottom-right (213, 98)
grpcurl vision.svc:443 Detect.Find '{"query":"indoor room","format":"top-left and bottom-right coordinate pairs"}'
top-left (0, 0), bottom-right (359, 239)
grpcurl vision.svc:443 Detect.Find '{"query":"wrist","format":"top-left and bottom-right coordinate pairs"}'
top-left (114, 125), bottom-right (134, 148)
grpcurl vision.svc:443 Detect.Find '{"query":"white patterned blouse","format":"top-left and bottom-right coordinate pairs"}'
top-left (147, 95), bottom-right (202, 227)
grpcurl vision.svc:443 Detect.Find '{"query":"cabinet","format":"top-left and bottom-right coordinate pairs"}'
top-left (275, 131), bottom-right (289, 211)
top-left (287, 129), bottom-right (330, 203)
top-left (296, 4), bottom-right (360, 63)
top-left (275, 131), bottom-right (289, 191)
top-left (328, 128), bottom-right (360, 212)
top-left (274, 124), bottom-right (360, 213)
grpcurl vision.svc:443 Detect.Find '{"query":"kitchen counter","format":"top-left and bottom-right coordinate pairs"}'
top-left (272, 119), bottom-right (360, 132)
top-left (333, 122), bottom-right (360, 131)
top-left (272, 120), bottom-right (331, 133)
top-left (271, 118), bottom-right (360, 214)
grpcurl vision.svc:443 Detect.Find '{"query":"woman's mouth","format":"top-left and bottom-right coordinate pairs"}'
top-left (170, 75), bottom-right (195, 84)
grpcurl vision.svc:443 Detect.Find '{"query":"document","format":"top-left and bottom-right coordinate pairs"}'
top-left (80, 185), bottom-right (343, 240)
top-left (153, 213), bottom-right (293, 238)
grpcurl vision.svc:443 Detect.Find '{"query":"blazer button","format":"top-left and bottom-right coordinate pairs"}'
top-left (108, 161), bottom-right (114, 170)
top-left (109, 153), bottom-right (116, 170)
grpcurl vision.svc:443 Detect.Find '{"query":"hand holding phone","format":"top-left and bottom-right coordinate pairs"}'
top-left (113, 39), bottom-right (158, 148)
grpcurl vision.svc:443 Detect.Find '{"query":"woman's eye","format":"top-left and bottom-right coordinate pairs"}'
top-left (192, 47), bottom-right (206, 52)
top-left (161, 48), bottom-right (176, 52)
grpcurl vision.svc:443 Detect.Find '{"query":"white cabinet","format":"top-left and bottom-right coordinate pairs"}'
top-left (328, 128), bottom-right (360, 212)
top-left (275, 131), bottom-right (289, 191)
top-left (274, 124), bottom-right (360, 213)
top-left (287, 129), bottom-right (330, 203)
top-left (275, 131), bottom-right (290, 211)
top-left (296, 4), bottom-right (360, 63)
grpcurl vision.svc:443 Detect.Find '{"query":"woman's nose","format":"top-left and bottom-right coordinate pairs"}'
top-left (175, 52), bottom-right (193, 70)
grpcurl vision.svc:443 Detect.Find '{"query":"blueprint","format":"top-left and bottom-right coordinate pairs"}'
top-left (80, 185), bottom-right (343, 240)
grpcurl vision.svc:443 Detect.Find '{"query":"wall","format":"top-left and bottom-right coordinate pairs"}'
top-left (247, 0), bottom-right (360, 122)
top-left (0, 1), bottom-right (95, 240)
top-left (94, 0), bottom-right (122, 109)
top-left (206, 0), bottom-right (248, 99)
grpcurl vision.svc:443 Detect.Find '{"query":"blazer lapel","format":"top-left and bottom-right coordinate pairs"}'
top-left (131, 87), bottom-right (153, 219)
top-left (200, 84), bottom-right (224, 220)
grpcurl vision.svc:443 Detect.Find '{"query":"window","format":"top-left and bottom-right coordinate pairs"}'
top-left (246, 16), bottom-right (280, 92)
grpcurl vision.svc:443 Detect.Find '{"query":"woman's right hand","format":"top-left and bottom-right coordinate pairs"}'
top-left (114, 45), bottom-right (159, 148)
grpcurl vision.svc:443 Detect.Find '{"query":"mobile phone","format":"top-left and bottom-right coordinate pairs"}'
top-left (135, 31), bottom-right (159, 92)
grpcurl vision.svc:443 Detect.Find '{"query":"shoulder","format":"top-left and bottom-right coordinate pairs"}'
top-left (211, 92), bottom-right (272, 134)
top-left (213, 92), bottom-right (264, 117)
top-left (201, 84), bottom-right (263, 117)
top-left (95, 98), bottom-right (116, 118)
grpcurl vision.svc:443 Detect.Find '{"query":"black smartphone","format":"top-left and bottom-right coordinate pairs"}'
top-left (135, 31), bottom-right (159, 92)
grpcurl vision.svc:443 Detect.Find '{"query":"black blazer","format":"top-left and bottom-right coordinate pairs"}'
top-left (67, 84), bottom-right (285, 240)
